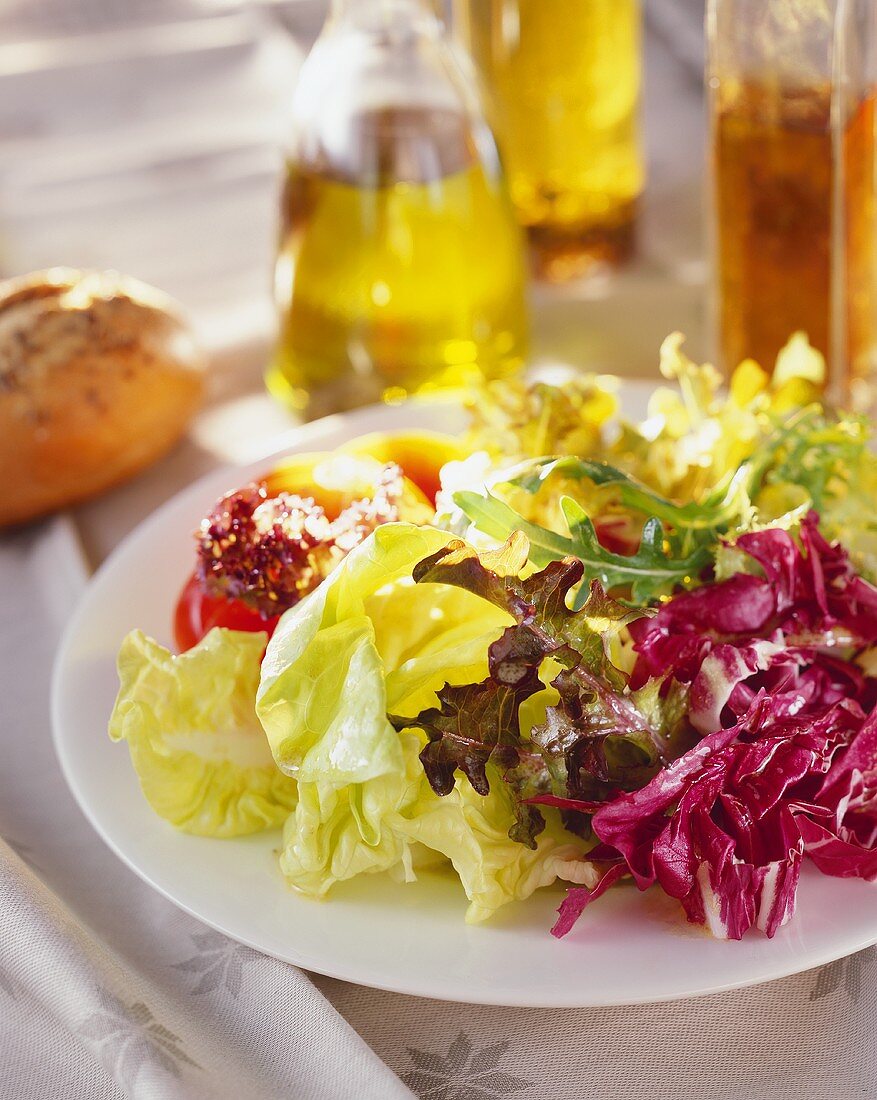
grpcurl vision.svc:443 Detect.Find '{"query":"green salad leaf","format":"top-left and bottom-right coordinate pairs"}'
top-left (452, 488), bottom-right (709, 605)
top-left (109, 628), bottom-right (297, 836)
top-left (502, 448), bottom-right (774, 542)
top-left (256, 522), bottom-right (594, 919)
top-left (391, 771), bottom-right (598, 923)
top-left (276, 730), bottom-right (430, 896)
top-left (256, 523), bottom-right (496, 785)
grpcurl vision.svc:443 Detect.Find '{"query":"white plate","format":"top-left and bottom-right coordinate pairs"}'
top-left (52, 391), bottom-right (877, 1007)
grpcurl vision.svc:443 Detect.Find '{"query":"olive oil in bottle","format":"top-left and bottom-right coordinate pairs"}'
top-left (267, 2), bottom-right (528, 419)
top-left (455, 0), bottom-right (645, 282)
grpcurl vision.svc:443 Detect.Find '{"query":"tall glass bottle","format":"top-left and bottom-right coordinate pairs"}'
top-left (708, 0), bottom-right (877, 406)
top-left (455, 0), bottom-right (645, 283)
top-left (268, 0), bottom-right (529, 419)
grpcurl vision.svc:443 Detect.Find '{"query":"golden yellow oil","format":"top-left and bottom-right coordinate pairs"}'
top-left (455, 0), bottom-right (645, 281)
top-left (268, 107), bottom-right (528, 418)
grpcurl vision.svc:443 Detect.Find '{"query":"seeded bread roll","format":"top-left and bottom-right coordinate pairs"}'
top-left (0, 268), bottom-right (206, 528)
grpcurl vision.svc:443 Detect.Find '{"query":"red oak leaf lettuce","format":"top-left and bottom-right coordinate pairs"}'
top-left (390, 535), bottom-right (679, 847)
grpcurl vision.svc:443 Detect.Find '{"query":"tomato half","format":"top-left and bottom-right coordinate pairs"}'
top-left (175, 431), bottom-right (463, 650)
top-left (339, 430), bottom-right (465, 505)
top-left (264, 432), bottom-right (464, 512)
top-left (173, 573), bottom-right (280, 652)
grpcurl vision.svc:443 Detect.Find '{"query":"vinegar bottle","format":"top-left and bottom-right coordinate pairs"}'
top-left (708, 0), bottom-right (877, 407)
top-left (268, 0), bottom-right (529, 419)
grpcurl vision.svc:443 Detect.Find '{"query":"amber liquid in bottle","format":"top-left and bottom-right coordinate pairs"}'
top-left (456, 0), bottom-right (644, 282)
top-left (268, 107), bottom-right (528, 418)
top-left (714, 81), bottom-right (877, 393)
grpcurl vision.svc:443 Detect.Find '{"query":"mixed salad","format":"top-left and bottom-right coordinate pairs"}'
top-left (109, 334), bottom-right (877, 940)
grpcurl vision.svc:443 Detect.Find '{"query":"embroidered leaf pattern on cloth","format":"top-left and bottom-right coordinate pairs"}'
top-left (78, 988), bottom-right (199, 1091)
top-left (402, 1032), bottom-right (534, 1099)
top-left (172, 930), bottom-right (261, 997)
top-left (810, 949), bottom-right (875, 1003)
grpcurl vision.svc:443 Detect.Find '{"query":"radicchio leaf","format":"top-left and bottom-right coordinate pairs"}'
top-left (631, 512), bottom-right (877, 732)
top-left (548, 694), bottom-right (877, 940)
top-left (551, 863), bottom-right (628, 937)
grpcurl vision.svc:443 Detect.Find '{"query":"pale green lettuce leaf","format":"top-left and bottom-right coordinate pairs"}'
top-left (257, 522), bottom-right (477, 785)
top-left (109, 628), bottom-right (297, 837)
top-left (278, 731), bottom-right (426, 896)
top-left (370, 577), bottom-right (512, 716)
top-left (280, 735), bottom-right (594, 922)
top-left (257, 522), bottom-right (593, 918)
top-left (394, 769), bottom-right (596, 923)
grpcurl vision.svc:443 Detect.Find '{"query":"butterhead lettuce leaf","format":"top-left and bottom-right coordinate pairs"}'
top-left (109, 628), bottom-right (297, 836)
top-left (393, 769), bottom-right (596, 922)
top-left (277, 731), bottom-right (429, 897)
top-left (278, 731), bottom-right (593, 920)
top-left (257, 522), bottom-right (593, 918)
top-left (257, 524), bottom-right (454, 785)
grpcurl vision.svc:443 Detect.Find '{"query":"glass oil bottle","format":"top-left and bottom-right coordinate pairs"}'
top-left (268, 0), bottom-right (529, 418)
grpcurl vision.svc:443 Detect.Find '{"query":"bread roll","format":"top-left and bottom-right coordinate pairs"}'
top-left (0, 268), bottom-right (206, 528)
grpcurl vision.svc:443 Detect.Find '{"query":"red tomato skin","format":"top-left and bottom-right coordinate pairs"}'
top-left (173, 573), bottom-right (280, 652)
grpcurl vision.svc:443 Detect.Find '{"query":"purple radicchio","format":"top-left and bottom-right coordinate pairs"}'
top-left (538, 695), bottom-right (877, 940)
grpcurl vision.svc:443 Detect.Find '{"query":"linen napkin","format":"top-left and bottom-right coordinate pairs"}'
top-left (0, 518), bottom-right (412, 1100)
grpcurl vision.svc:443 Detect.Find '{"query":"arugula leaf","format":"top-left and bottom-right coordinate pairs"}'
top-left (452, 489), bottom-right (709, 605)
top-left (559, 502), bottom-right (711, 606)
top-left (507, 455), bottom-right (752, 533)
top-left (504, 407), bottom-right (822, 533)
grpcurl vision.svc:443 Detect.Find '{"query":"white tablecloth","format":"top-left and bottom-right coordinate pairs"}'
top-left (4, 3), bottom-right (877, 1098)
